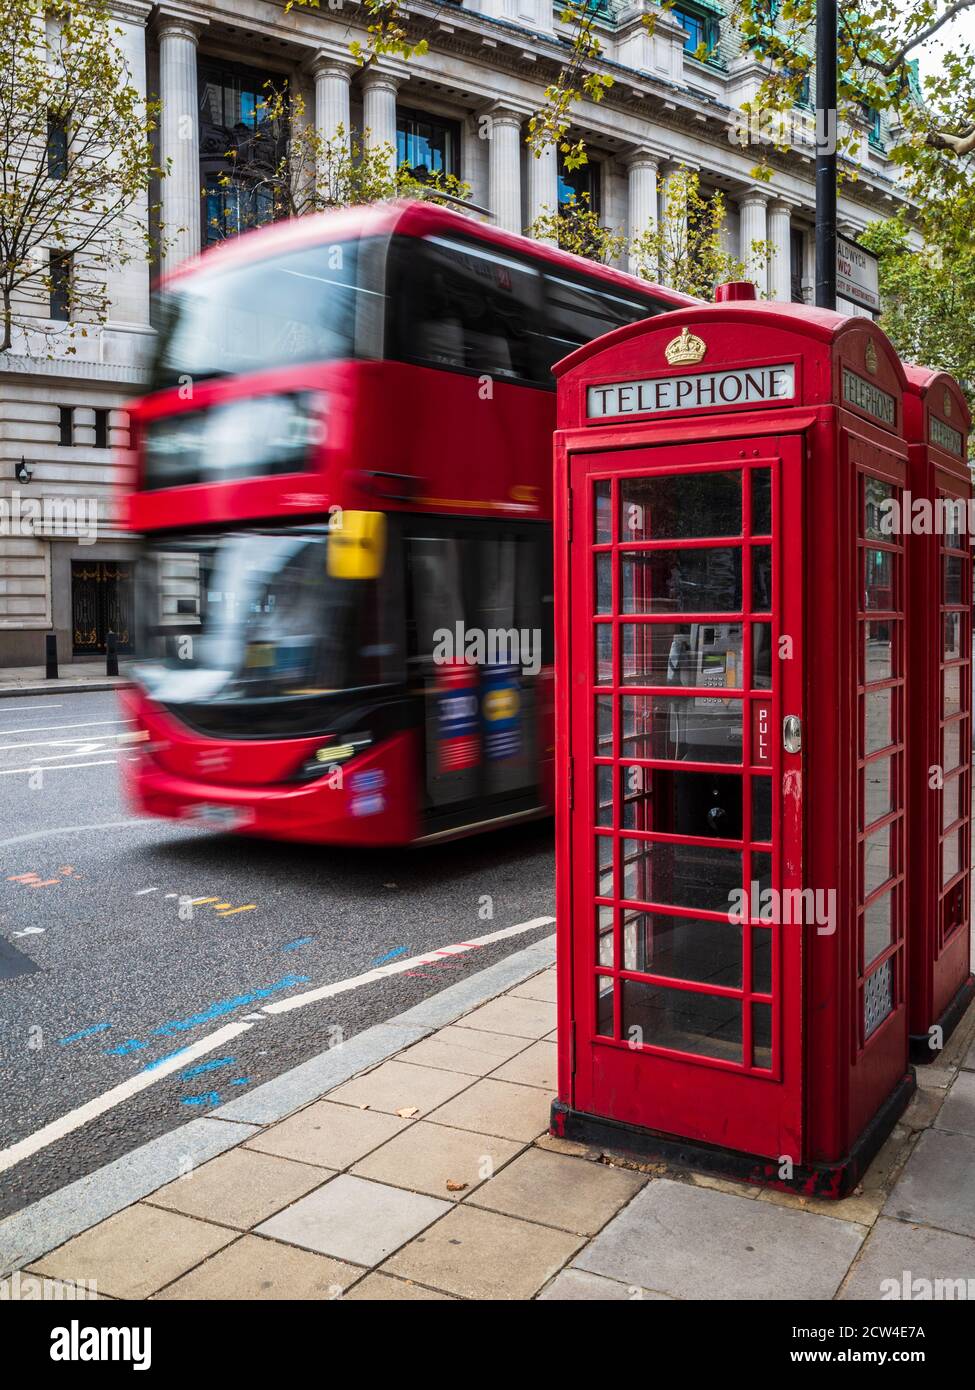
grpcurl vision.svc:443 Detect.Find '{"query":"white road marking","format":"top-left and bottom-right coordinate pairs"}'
top-left (0, 915), bottom-right (556, 1174)
top-left (0, 759), bottom-right (120, 777)
top-left (134, 887), bottom-right (158, 896)
top-left (12, 926), bottom-right (45, 938)
top-left (0, 1021), bottom-right (254, 1176)
top-left (0, 705), bottom-right (64, 714)
top-left (263, 916), bottom-right (556, 1016)
top-left (0, 719), bottom-right (133, 736)
top-left (0, 733), bottom-right (133, 753)
top-left (0, 820), bottom-right (148, 850)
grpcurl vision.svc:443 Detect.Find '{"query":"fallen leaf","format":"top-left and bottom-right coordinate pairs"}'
top-left (446, 1179), bottom-right (468, 1192)
top-left (395, 1106), bottom-right (420, 1118)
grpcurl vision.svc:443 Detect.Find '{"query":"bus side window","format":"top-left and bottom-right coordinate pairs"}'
top-left (388, 235), bottom-right (545, 385)
top-left (406, 535), bottom-right (466, 666)
top-left (538, 273), bottom-right (667, 379)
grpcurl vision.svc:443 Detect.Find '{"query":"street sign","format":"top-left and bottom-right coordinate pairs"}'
top-left (837, 234), bottom-right (881, 315)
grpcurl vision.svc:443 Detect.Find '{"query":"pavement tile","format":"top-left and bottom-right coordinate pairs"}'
top-left (382, 1204), bottom-right (583, 1300)
top-left (534, 1133), bottom-right (605, 1160)
top-left (963, 1036), bottom-right (975, 1071)
top-left (468, 1147), bottom-right (646, 1235)
top-left (839, 1216), bottom-right (975, 1300)
top-left (245, 1100), bottom-right (408, 1170)
top-left (574, 1178), bottom-right (865, 1300)
top-left (508, 971), bottom-right (558, 1004)
top-left (901, 1087), bottom-right (946, 1132)
top-left (256, 1174), bottom-right (450, 1266)
top-left (145, 1148), bottom-right (330, 1230)
top-left (491, 1040), bottom-right (558, 1090)
top-left (29, 1204), bottom-right (235, 1300)
top-left (426, 1077), bottom-right (555, 1142)
top-left (397, 1025), bottom-right (531, 1077)
top-left (343, 1273), bottom-right (455, 1301)
top-left (327, 1059), bottom-right (474, 1117)
top-left (351, 1120), bottom-right (523, 1199)
top-left (459, 995), bottom-right (557, 1039)
top-left (539, 1268), bottom-right (669, 1300)
top-left (756, 1186), bottom-right (882, 1227)
top-left (152, 1234), bottom-right (359, 1300)
top-left (883, 1129), bottom-right (975, 1237)
top-left (934, 1070), bottom-right (975, 1137)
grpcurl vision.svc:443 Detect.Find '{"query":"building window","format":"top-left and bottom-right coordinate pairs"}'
top-left (673, 6), bottom-right (720, 63)
top-left (47, 111), bottom-right (69, 178)
top-left (396, 109), bottom-right (460, 181)
top-left (861, 105), bottom-right (884, 150)
top-left (198, 59), bottom-right (286, 247)
top-left (790, 228), bottom-right (805, 303)
top-left (93, 409), bottom-right (110, 450)
top-left (59, 406), bottom-right (74, 446)
top-left (49, 251), bottom-right (71, 320)
top-left (558, 153), bottom-right (600, 216)
top-left (204, 176), bottom-right (274, 246)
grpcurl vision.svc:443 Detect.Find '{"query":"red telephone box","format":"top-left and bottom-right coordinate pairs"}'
top-left (903, 364), bottom-right (974, 1060)
top-left (551, 289), bottom-right (915, 1197)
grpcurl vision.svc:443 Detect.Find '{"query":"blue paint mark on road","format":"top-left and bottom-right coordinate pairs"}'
top-left (142, 1046), bottom-right (191, 1072)
top-left (180, 1056), bottom-right (235, 1080)
top-left (105, 1038), bottom-right (148, 1056)
top-left (230, 1077), bottom-right (250, 1086)
top-left (281, 936), bottom-right (314, 952)
top-left (180, 1091), bottom-right (220, 1107)
top-left (373, 945), bottom-right (408, 965)
top-left (150, 975), bottom-right (310, 1037)
top-left (59, 1023), bottom-right (111, 1045)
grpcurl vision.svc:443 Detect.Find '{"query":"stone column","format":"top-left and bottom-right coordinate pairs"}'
top-left (739, 190), bottom-right (770, 296)
top-left (767, 199), bottom-right (793, 302)
top-left (105, 1), bottom-right (152, 326)
top-left (488, 107), bottom-right (523, 234)
top-left (626, 150), bottom-right (659, 277)
top-left (158, 13), bottom-right (203, 273)
top-left (527, 142), bottom-right (558, 243)
top-left (313, 55), bottom-right (353, 154)
top-left (362, 69), bottom-right (399, 182)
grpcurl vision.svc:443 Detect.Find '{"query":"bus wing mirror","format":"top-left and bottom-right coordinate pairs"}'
top-left (327, 511), bottom-right (387, 581)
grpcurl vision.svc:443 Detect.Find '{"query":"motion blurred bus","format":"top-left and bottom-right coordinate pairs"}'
top-left (118, 200), bottom-right (694, 845)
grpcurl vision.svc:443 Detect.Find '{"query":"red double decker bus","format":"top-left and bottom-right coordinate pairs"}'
top-left (118, 200), bottom-right (693, 845)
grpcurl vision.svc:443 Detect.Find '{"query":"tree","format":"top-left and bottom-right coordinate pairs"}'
top-left (527, 192), bottom-right (626, 263)
top-left (0, 0), bottom-right (160, 353)
top-left (860, 217), bottom-right (975, 407)
top-left (204, 87), bottom-right (471, 240)
top-left (634, 168), bottom-right (774, 297)
top-left (732, 1), bottom-right (975, 236)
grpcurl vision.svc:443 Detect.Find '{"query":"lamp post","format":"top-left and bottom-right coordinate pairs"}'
top-left (815, 0), bottom-right (838, 309)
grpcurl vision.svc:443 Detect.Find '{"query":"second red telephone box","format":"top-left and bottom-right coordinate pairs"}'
top-left (903, 365), bottom-right (974, 1061)
top-left (551, 290), bottom-right (915, 1197)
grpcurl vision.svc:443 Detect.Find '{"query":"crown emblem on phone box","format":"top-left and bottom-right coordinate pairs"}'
top-left (665, 327), bottom-right (707, 366)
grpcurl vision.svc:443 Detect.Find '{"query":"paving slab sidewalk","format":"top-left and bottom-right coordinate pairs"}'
top-left (0, 662), bottom-right (130, 697)
top-left (7, 960), bottom-right (975, 1301)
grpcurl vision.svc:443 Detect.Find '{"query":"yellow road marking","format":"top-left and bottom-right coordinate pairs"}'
top-left (216, 905), bottom-right (257, 917)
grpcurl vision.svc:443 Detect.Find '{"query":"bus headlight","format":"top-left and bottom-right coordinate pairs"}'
top-left (295, 733), bottom-right (372, 782)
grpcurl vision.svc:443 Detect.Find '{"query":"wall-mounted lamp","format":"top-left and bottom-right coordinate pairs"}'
top-left (15, 457), bottom-right (32, 484)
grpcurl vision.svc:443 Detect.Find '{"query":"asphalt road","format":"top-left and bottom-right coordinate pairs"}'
top-left (0, 689), bottom-right (555, 1221)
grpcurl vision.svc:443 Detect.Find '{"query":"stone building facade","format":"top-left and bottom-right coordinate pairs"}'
top-left (0, 0), bottom-right (908, 666)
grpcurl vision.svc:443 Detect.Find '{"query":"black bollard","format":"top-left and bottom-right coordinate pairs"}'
top-left (106, 631), bottom-right (119, 677)
top-left (45, 632), bottom-right (58, 680)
